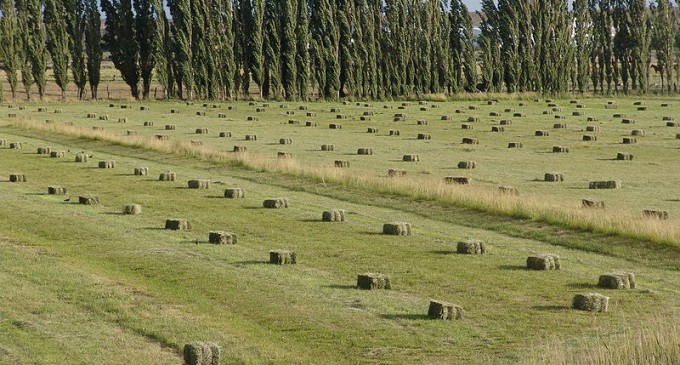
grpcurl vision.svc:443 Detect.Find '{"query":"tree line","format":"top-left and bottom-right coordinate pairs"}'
top-left (0, 0), bottom-right (677, 101)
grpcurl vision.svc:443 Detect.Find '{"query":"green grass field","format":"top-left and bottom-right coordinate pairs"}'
top-left (1, 96), bottom-right (680, 364)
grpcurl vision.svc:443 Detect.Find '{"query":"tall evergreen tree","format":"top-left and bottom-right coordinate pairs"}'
top-left (478, 0), bottom-right (502, 92)
top-left (535, 0), bottom-right (572, 95)
top-left (295, 0), bottom-right (310, 99)
top-left (168, 0), bottom-right (192, 99)
top-left (450, 0), bottom-right (476, 92)
top-left (0, 0), bottom-right (21, 99)
top-left (310, 0), bottom-right (340, 98)
top-left (44, 0), bottom-right (71, 99)
top-left (281, 0), bottom-right (297, 99)
top-left (251, 0), bottom-right (265, 96)
top-left (498, 0), bottom-right (520, 93)
top-left (17, 0), bottom-right (48, 99)
top-left (573, 0), bottom-right (592, 93)
top-left (151, 0), bottom-right (173, 99)
top-left (214, 0), bottom-right (236, 99)
top-left (337, 0), bottom-right (354, 97)
top-left (102, 0), bottom-right (141, 99)
top-left (262, 0), bottom-right (282, 98)
top-left (64, 0), bottom-right (87, 99)
top-left (651, 0), bottom-right (675, 93)
top-left (134, 0), bottom-right (156, 99)
top-left (85, 0), bottom-right (102, 99)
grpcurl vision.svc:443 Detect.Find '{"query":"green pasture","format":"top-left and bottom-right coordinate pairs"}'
top-left (0, 97), bottom-right (680, 364)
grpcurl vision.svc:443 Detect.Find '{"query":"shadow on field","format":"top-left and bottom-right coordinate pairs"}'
top-left (232, 260), bottom-right (267, 266)
top-left (666, 199), bottom-right (680, 202)
top-left (142, 227), bottom-right (167, 231)
top-left (322, 284), bottom-right (356, 290)
top-left (530, 305), bottom-right (571, 312)
top-left (431, 250), bottom-right (457, 255)
top-left (566, 282), bottom-right (598, 289)
top-left (498, 264), bottom-right (527, 271)
top-left (24, 192), bottom-right (47, 196)
top-left (380, 313), bottom-right (429, 320)
top-left (301, 219), bottom-right (324, 223)
top-left (358, 231), bottom-right (385, 236)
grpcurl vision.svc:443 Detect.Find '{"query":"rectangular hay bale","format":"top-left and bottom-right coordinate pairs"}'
top-left (269, 250), bottom-right (296, 265)
top-left (357, 273), bottom-right (391, 290)
top-left (428, 300), bottom-right (464, 320)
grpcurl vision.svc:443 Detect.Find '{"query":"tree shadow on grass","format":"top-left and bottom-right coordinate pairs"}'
top-left (531, 305), bottom-right (571, 312)
top-left (380, 314), bottom-right (429, 320)
top-left (232, 260), bottom-right (267, 266)
top-left (358, 231), bottom-right (384, 236)
top-left (322, 284), bottom-right (356, 290)
top-left (430, 250), bottom-right (457, 255)
top-left (498, 264), bottom-right (527, 271)
top-left (566, 282), bottom-right (598, 289)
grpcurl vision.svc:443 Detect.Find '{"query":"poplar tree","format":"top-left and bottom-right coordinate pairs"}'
top-left (134, 0), bottom-right (156, 99)
top-left (64, 0), bottom-right (87, 99)
top-left (295, 0), bottom-right (310, 99)
top-left (573, 0), bottom-right (592, 93)
top-left (281, 0), bottom-right (297, 99)
top-left (338, 0), bottom-right (354, 97)
top-left (251, 0), bottom-right (265, 96)
top-left (85, 0), bottom-right (102, 99)
top-left (310, 0), bottom-right (340, 98)
top-left (262, 0), bottom-right (281, 98)
top-left (0, 1), bottom-right (21, 99)
top-left (102, 0), bottom-right (141, 99)
top-left (652, 0), bottom-right (675, 93)
top-left (151, 0), bottom-right (173, 98)
top-left (478, 0), bottom-right (502, 92)
top-left (499, 0), bottom-right (520, 93)
top-left (45, 0), bottom-right (71, 99)
top-left (168, 0), bottom-right (192, 99)
top-left (215, 0), bottom-right (236, 99)
top-left (17, 0), bottom-right (48, 99)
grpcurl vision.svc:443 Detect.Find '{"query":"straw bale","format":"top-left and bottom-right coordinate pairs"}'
top-left (9, 174), bottom-right (26, 182)
top-left (457, 240), bottom-right (486, 254)
top-left (322, 209), bottom-right (346, 222)
top-left (508, 142), bottom-right (523, 148)
top-left (589, 181), bottom-right (621, 189)
top-left (269, 250), bottom-right (297, 265)
top-left (165, 219), bottom-right (191, 230)
top-left (444, 176), bottom-right (471, 185)
top-left (209, 231), bottom-right (238, 244)
top-left (159, 171), bottom-right (176, 181)
top-left (582, 199), bottom-right (605, 209)
top-left (357, 147), bottom-right (373, 155)
top-left (321, 144), bottom-right (334, 151)
top-left (78, 195), bottom-right (100, 205)
top-left (123, 204), bottom-right (142, 215)
top-left (48, 186), bottom-right (67, 195)
top-left (572, 293), bottom-right (609, 312)
top-left (402, 154), bottom-right (420, 162)
top-left (598, 272), bottom-right (636, 289)
top-left (457, 161), bottom-right (476, 169)
top-left (388, 169), bottom-right (406, 177)
top-left (552, 146), bottom-right (569, 153)
top-left (357, 273), bottom-right (392, 290)
top-left (188, 179), bottom-right (210, 189)
top-left (616, 153), bottom-right (633, 161)
top-left (526, 254), bottom-right (561, 270)
top-left (262, 198), bottom-right (289, 209)
top-left (134, 167), bottom-right (149, 176)
top-left (183, 342), bottom-right (220, 365)
top-left (224, 188), bottom-right (245, 199)
top-left (544, 173), bottom-right (564, 182)
top-left (75, 153), bottom-right (89, 162)
top-left (98, 160), bottom-right (116, 169)
top-left (383, 222), bottom-right (412, 236)
top-left (643, 210), bottom-right (669, 220)
top-left (428, 300), bottom-right (464, 320)
top-left (498, 186), bottom-right (520, 195)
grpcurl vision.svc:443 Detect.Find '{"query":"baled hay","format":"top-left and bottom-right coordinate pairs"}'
top-left (144, 121), bottom-right (154, 126)
top-left (622, 119), bottom-right (635, 124)
top-left (441, 115), bottom-right (453, 121)
top-left (306, 112), bottom-right (316, 117)
top-left (321, 144), bottom-right (334, 151)
top-left (543, 110), bottom-right (553, 115)
top-left (188, 179), bottom-right (210, 189)
top-left (616, 153), bottom-right (633, 161)
top-left (552, 146), bottom-right (569, 153)
top-left (98, 160), bottom-right (116, 169)
top-left (490, 112), bottom-right (500, 117)
top-left (637, 106), bottom-right (648, 111)
top-left (224, 188), bottom-right (245, 198)
top-left (589, 180), bottom-right (621, 189)
top-left (357, 147), bottom-right (373, 155)
top-left (123, 204), bottom-right (142, 215)
top-left (49, 151), bottom-right (65, 158)
top-left (9, 174), bottom-right (26, 182)
top-left (585, 126), bottom-right (600, 132)
top-left (208, 231), bottom-right (238, 244)
top-left (417, 120), bottom-right (428, 125)
top-left (92, 126), bottom-right (104, 131)
top-left (37, 146), bottom-right (51, 154)
top-left (582, 135), bottom-right (598, 141)
top-left (633, 101), bottom-right (644, 105)
top-left (389, 130), bottom-right (401, 136)
top-left (504, 108), bottom-right (516, 113)
top-left (461, 124), bottom-right (473, 129)
top-left (279, 138), bottom-right (292, 145)
top-left (118, 117), bottom-right (127, 123)
top-left (420, 107), bottom-right (428, 111)
top-left (587, 117), bottom-right (598, 121)
top-left (535, 130), bottom-right (550, 137)
top-left (75, 153), bottom-right (89, 162)
top-left (262, 198), bottom-right (289, 209)
top-left (48, 186), bottom-right (67, 195)
top-left (613, 113), bottom-right (626, 118)
top-left (622, 137), bottom-right (636, 144)
top-left (171, 109), bottom-right (180, 114)
top-left (631, 129), bottom-right (646, 136)
top-left (643, 209), bottom-right (669, 220)
top-left (444, 176), bottom-right (471, 185)
top-left (667, 122), bottom-right (680, 127)
top-left (677, 133), bottom-right (680, 139)
top-left (468, 105), bottom-right (479, 110)
top-left (457, 240), bottom-right (486, 254)
top-left (498, 186), bottom-right (520, 195)
top-left (329, 123), bottom-right (342, 129)
top-left (367, 127), bottom-right (379, 133)
top-left (269, 250), bottom-right (297, 265)
top-left (508, 142), bottom-right (523, 148)
top-left (363, 111), bottom-right (375, 116)
top-left (388, 169), bottom-right (407, 177)
top-left (305, 121), bottom-right (318, 127)
top-left (500, 119), bottom-right (512, 125)
top-left (165, 219), bottom-right (191, 230)
top-left (322, 209), bottom-right (346, 222)
top-left (233, 146), bottom-right (247, 153)
top-left (0, 139), bottom-right (6, 146)
top-left (457, 161), bottom-right (476, 169)
top-left (183, 342), bottom-right (220, 365)
top-left (218, 113), bottom-right (227, 118)
top-left (330, 107), bottom-right (340, 112)
top-left (402, 154), bottom-right (420, 162)
top-left (126, 130), bottom-right (137, 135)
top-left (553, 123), bottom-right (567, 129)
top-left (491, 126), bottom-right (505, 132)
top-left (287, 120), bottom-right (299, 125)
top-left (190, 140), bottom-right (203, 146)
top-left (140, 106), bottom-right (148, 110)
top-left (357, 273), bottom-right (392, 290)
top-left (462, 137), bottom-right (479, 144)
top-left (165, 124), bottom-right (176, 130)
top-left (78, 195), bottom-right (100, 205)
top-left (8, 113), bottom-right (16, 118)
top-left (544, 173), bottom-right (564, 182)
top-left (9, 142), bottom-right (22, 149)
top-left (98, 115), bottom-right (109, 120)
top-left (428, 300), bottom-right (464, 320)
top-left (219, 131), bottom-right (231, 137)
top-left (298, 105), bottom-right (308, 110)
top-left (582, 199), bottom-right (605, 209)
top-left (394, 113), bottom-right (407, 118)
top-left (337, 114), bottom-right (348, 120)
top-left (334, 160), bottom-right (350, 168)
top-left (526, 253), bottom-right (561, 270)
top-left (154, 134), bottom-right (169, 141)
top-left (87, 113), bottom-right (97, 118)
top-left (37, 107), bottom-right (47, 112)
top-left (572, 111), bottom-right (583, 116)
top-left (383, 222), bottom-right (412, 236)
top-left (417, 133), bottom-right (432, 139)
top-left (134, 167), bottom-right (149, 176)
top-left (159, 171), bottom-right (177, 181)
top-left (196, 111), bottom-right (206, 116)
top-left (598, 272), bottom-right (636, 289)
top-left (195, 128), bottom-right (208, 134)
top-left (513, 113), bottom-right (525, 117)
top-left (246, 116), bottom-right (258, 121)
top-left (277, 152), bottom-right (292, 159)
top-left (572, 293), bottom-right (609, 312)
top-left (467, 116), bottom-right (479, 122)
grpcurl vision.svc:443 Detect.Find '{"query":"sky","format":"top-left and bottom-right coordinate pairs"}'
top-left (463, 0), bottom-right (482, 12)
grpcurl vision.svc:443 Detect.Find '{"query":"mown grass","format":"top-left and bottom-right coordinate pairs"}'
top-left (1, 122), bottom-right (680, 364)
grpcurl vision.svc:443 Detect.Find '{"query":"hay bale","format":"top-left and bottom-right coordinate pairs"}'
top-left (48, 186), bottom-right (67, 195)
top-left (622, 119), bottom-right (635, 124)
top-left (144, 121), bottom-right (154, 126)
top-left (306, 112), bottom-right (316, 117)
top-left (417, 120), bottom-right (428, 125)
top-left (526, 254), bottom-right (561, 270)
top-left (329, 123), bottom-right (342, 129)
top-left (8, 113), bottom-right (16, 118)
top-left (334, 160), bottom-right (350, 168)
top-left (552, 146), bottom-right (570, 153)
top-left (170, 109), bottom-right (180, 114)
top-left (134, 167), bottom-right (149, 176)
top-left (461, 124), bottom-right (473, 130)
top-left (535, 130), bottom-right (550, 137)
top-left (262, 198), bottom-right (289, 209)
top-left (118, 117), bottom-right (127, 123)
top-left (279, 138), bottom-right (293, 145)
top-left (462, 137), bottom-right (478, 145)
top-left (277, 152), bottom-right (292, 159)
top-left (233, 146), bottom-right (247, 153)
top-left (616, 153), bottom-right (633, 161)
top-left (582, 135), bottom-right (598, 141)
top-left (219, 131), bottom-right (232, 137)
top-left (0, 139), bottom-right (6, 146)
top-left (508, 142), bottom-right (523, 148)
top-left (490, 112), bottom-right (501, 117)
top-left (305, 121), bottom-right (318, 127)
top-left (98, 160), bottom-right (116, 169)
top-left (587, 117), bottom-right (598, 122)
top-left (389, 130), bottom-right (401, 136)
top-left (444, 176), bottom-right (471, 185)
top-left (598, 272), bottom-right (636, 289)
top-left (298, 105), bottom-right (308, 110)
top-left (98, 115), bottom-right (109, 121)
top-left (154, 134), bottom-right (169, 141)
top-left (322, 209), bottom-right (346, 222)
top-left (643, 209), bottom-right (669, 220)
top-left (92, 126), bottom-right (104, 131)
top-left (159, 171), bottom-right (176, 181)
top-left (544, 173), bottom-right (564, 182)
top-left (188, 179), bottom-right (210, 189)
top-left (441, 115), bottom-right (453, 121)
top-left (357, 273), bottom-right (392, 290)
top-left (663, 116), bottom-right (674, 121)
top-left (553, 123), bottom-right (567, 129)
top-left (196, 111), bottom-right (206, 116)
top-left (126, 130), bottom-right (137, 135)
top-left (402, 154), bottom-right (420, 162)
top-left (582, 199), bottom-right (605, 209)
top-left (500, 119), bottom-right (512, 125)
top-left (367, 127), bottom-right (379, 133)
top-left (504, 108), bottom-right (516, 113)
top-left (195, 128), bottom-right (208, 134)
top-left (637, 106), bottom-right (648, 111)
top-left (9, 142), bottom-right (22, 149)
top-left (183, 342), bottom-right (220, 365)
top-left (572, 111), bottom-right (583, 116)
top-left (383, 222), bottom-right (412, 236)
top-left (613, 113), bottom-right (626, 118)
top-left (467, 116), bottom-right (479, 122)
top-left (208, 231), bottom-right (238, 244)
top-left (457, 161), bottom-right (476, 169)
top-left (666, 121), bottom-right (680, 127)
top-left (224, 188), bottom-right (245, 199)
top-left (165, 124), bottom-right (176, 130)
top-left (498, 186), bottom-right (520, 195)
top-left (336, 114), bottom-right (347, 120)
top-left (9, 174), bottom-right (26, 182)
top-left (165, 219), bottom-right (191, 230)
top-left (321, 144), bottom-right (334, 151)
top-left (513, 113), bottom-right (525, 117)
top-left (428, 300), bottom-right (464, 320)
top-left (622, 137), bottom-right (636, 144)
top-left (78, 195), bottom-right (99, 205)
top-left (37, 147), bottom-right (51, 155)
top-left (677, 133), bottom-right (680, 139)
top-left (631, 129), bottom-right (645, 136)
top-left (491, 126), bottom-right (505, 132)
top-left (457, 240), bottom-right (486, 254)
top-left (330, 107), bottom-right (341, 113)
top-left (87, 113), bottom-right (97, 118)
top-left (123, 204), bottom-right (142, 215)
top-left (585, 126), bottom-right (600, 132)
top-left (357, 147), bottom-right (373, 155)
top-left (388, 169), bottom-right (406, 177)
top-left (269, 250), bottom-right (297, 265)
top-left (543, 110), bottom-right (553, 115)
top-left (394, 113), bottom-right (407, 118)
top-left (589, 181), bottom-right (621, 189)
top-left (572, 293), bottom-right (609, 312)
top-left (217, 113), bottom-right (227, 118)
top-left (75, 153), bottom-right (89, 162)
